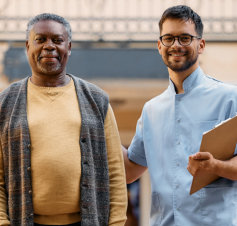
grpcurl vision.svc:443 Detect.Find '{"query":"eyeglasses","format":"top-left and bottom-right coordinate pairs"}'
top-left (159, 34), bottom-right (201, 47)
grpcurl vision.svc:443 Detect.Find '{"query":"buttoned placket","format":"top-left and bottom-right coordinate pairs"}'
top-left (171, 71), bottom-right (197, 225)
top-left (173, 93), bottom-right (184, 225)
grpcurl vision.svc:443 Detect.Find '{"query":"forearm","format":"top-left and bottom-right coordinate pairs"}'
top-left (108, 140), bottom-right (127, 226)
top-left (0, 187), bottom-right (10, 226)
top-left (188, 152), bottom-right (237, 181)
top-left (108, 156), bottom-right (127, 226)
top-left (214, 156), bottom-right (237, 180)
top-left (122, 146), bottom-right (147, 184)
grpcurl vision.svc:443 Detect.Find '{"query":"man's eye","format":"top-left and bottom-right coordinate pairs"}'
top-left (35, 37), bottom-right (44, 42)
top-left (164, 37), bottom-right (173, 42)
top-left (180, 36), bottom-right (191, 42)
top-left (53, 39), bottom-right (63, 44)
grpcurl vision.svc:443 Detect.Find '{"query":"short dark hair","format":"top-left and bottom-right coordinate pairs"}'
top-left (159, 5), bottom-right (203, 37)
top-left (26, 13), bottom-right (72, 41)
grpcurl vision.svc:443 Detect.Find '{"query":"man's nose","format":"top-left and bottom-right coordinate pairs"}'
top-left (172, 37), bottom-right (182, 47)
top-left (43, 39), bottom-right (56, 50)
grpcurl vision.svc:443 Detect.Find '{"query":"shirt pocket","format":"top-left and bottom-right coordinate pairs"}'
top-left (191, 120), bottom-right (218, 150)
top-left (195, 119), bottom-right (218, 135)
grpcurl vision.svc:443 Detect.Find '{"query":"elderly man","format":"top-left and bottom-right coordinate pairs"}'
top-left (0, 13), bottom-right (127, 226)
top-left (123, 5), bottom-right (237, 226)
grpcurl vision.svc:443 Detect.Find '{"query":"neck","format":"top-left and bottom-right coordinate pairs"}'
top-left (169, 65), bottom-right (198, 94)
top-left (30, 72), bottom-right (71, 87)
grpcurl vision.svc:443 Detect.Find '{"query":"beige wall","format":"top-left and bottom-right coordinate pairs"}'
top-left (200, 42), bottom-right (237, 83)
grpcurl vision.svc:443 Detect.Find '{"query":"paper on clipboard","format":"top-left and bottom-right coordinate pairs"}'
top-left (190, 115), bottom-right (237, 195)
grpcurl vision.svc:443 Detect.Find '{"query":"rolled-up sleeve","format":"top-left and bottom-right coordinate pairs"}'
top-left (128, 112), bottom-right (147, 167)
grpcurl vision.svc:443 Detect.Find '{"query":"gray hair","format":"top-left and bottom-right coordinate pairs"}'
top-left (26, 13), bottom-right (72, 41)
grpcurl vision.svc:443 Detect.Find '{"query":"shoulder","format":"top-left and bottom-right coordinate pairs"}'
top-left (70, 75), bottom-right (109, 100)
top-left (70, 75), bottom-right (109, 119)
top-left (0, 78), bottom-right (28, 102)
top-left (203, 75), bottom-right (237, 96)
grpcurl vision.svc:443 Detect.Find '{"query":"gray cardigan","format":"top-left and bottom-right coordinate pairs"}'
top-left (0, 75), bottom-right (110, 226)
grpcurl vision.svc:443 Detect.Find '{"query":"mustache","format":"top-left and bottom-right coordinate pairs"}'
top-left (168, 49), bottom-right (187, 54)
top-left (38, 51), bottom-right (60, 60)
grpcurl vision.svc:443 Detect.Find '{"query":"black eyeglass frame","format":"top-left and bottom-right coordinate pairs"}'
top-left (159, 34), bottom-right (201, 47)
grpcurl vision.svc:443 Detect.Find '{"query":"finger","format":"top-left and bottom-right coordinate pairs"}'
top-left (187, 165), bottom-right (195, 176)
top-left (187, 159), bottom-right (200, 175)
top-left (189, 154), bottom-right (196, 160)
top-left (187, 163), bottom-right (199, 176)
top-left (192, 152), bottom-right (210, 160)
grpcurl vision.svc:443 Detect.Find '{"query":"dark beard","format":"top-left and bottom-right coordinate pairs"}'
top-left (167, 54), bottom-right (198, 72)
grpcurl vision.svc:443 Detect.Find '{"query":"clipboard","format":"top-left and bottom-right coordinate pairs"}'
top-left (190, 115), bottom-right (237, 195)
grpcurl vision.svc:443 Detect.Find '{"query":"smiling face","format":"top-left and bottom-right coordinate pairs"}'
top-left (158, 18), bottom-right (205, 74)
top-left (26, 20), bottom-right (71, 77)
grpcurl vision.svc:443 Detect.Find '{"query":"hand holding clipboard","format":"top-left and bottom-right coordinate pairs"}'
top-left (189, 115), bottom-right (237, 195)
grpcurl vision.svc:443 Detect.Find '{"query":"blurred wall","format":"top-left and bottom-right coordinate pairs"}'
top-left (0, 41), bottom-right (237, 146)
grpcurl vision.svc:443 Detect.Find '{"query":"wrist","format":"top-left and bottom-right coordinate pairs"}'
top-left (212, 158), bottom-right (222, 175)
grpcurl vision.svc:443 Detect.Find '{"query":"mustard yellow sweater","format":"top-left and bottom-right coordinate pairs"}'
top-left (0, 79), bottom-right (127, 225)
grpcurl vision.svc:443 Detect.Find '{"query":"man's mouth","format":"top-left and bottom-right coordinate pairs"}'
top-left (38, 55), bottom-right (60, 62)
top-left (168, 51), bottom-right (186, 57)
top-left (171, 54), bottom-right (185, 56)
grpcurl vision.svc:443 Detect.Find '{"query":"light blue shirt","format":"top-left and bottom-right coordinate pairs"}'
top-left (128, 67), bottom-right (237, 226)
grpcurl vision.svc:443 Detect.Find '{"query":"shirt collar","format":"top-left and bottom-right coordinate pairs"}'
top-left (168, 67), bottom-right (203, 94)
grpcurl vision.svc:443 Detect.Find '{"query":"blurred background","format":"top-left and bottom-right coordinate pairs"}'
top-left (0, 0), bottom-right (237, 225)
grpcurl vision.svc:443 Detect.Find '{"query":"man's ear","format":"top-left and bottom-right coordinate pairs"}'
top-left (157, 40), bottom-right (162, 55)
top-left (68, 42), bottom-right (72, 56)
top-left (26, 40), bottom-right (29, 52)
top-left (198, 39), bottom-right (205, 54)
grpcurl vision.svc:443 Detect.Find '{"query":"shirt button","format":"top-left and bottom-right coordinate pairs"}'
top-left (29, 190), bottom-right (32, 194)
top-left (177, 119), bottom-right (181, 123)
top-left (27, 144), bottom-right (31, 149)
top-left (83, 183), bottom-right (88, 188)
top-left (82, 205), bottom-right (88, 210)
top-left (176, 163), bottom-right (180, 167)
top-left (30, 213), bottom-right (34, 217)
top-left (176, 184), bottom-right (179, 189)
top-left (177, 141), bottom-right (180, 145)
top-left (27, 167), bottom-right (31, 171)
top-left (81, 138), bottom-right (86, 143)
